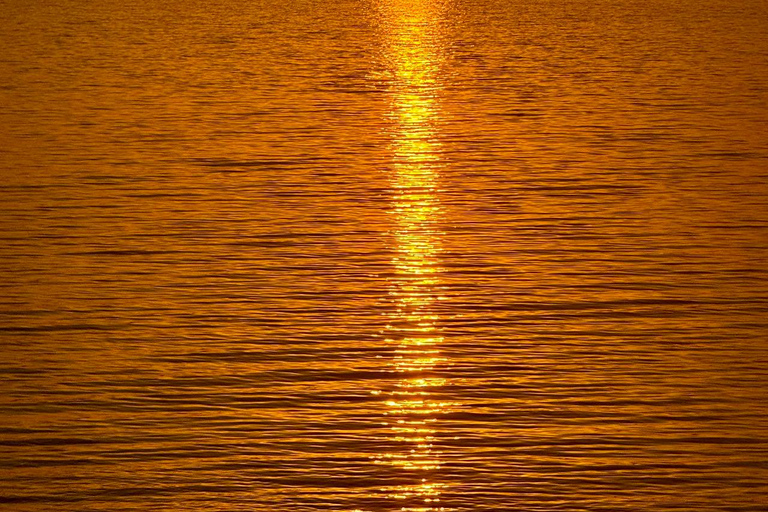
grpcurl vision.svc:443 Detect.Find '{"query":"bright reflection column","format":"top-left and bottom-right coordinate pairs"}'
top-left (376, 0), bottom-right (451, 510)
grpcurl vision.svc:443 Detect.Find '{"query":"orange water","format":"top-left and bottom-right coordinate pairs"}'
top-left (1, 0), bottom-right (767, 510)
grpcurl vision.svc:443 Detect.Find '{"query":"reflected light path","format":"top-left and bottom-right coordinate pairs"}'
top-left (375, 0), bottom-right (453, 510)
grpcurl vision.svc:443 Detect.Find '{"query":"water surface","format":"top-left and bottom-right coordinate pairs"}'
top-left (1, 0), bottom-right (768, 510)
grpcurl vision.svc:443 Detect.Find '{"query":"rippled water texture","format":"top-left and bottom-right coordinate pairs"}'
top-left (2, 0), bottom-right (768, 510)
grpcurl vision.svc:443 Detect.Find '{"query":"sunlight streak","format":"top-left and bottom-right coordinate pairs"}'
top-left (375, 0), bottom-right (453, 510)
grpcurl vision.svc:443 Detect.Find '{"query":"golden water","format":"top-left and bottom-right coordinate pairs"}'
top-left (1, 0), bottom-right (767, 510)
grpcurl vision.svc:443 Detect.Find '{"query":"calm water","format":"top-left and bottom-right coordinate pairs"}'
top-left (1, 0), bottom-right (768, 510)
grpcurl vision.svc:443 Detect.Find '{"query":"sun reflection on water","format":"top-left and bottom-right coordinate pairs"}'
top-left (375, 0), bottom-right (452, 510)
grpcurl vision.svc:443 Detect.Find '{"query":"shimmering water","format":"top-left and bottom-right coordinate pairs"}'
top-left (1, 0), bottom-right (768, 510)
